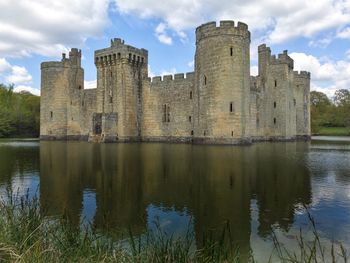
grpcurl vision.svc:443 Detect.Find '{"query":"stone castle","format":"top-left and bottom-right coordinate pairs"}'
top-left (40, 20), bottom-right (311, 144)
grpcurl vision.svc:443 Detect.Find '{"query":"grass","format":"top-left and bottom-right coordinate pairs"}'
top-left (0, 190), bottom-right (348, 262)
top-left (314, 127), bottom-right (350, 136)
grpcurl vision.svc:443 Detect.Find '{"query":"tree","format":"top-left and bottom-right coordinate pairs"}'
top-left (333, 89), bottom-right (350, 107)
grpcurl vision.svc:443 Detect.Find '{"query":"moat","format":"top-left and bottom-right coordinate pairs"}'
top-left (0, 138), bottom-right (349, 261)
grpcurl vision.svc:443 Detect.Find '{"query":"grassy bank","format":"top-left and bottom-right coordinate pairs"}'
top-left (314, 127), bottom-right (350, 136)
top-left (0, 192), bottom-right (348, 262)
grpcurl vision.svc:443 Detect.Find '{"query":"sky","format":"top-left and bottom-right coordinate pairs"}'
top-left (0, 0), bottom-right (350, 97)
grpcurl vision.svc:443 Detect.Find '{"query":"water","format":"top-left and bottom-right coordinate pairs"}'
top-left (0, 137), bottom-right (349, 261)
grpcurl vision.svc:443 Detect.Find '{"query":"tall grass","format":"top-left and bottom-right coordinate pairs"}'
top-left (0, 190), bottom-right (348, 262)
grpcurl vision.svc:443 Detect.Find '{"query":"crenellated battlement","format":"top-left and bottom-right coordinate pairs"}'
top-left (259, 44), bottom-right (295, 70)
top-left (293, 70), bottom-right (311, 79)
top-left (196, 20), bottom-right (250, 42)
top-left (41, 48), bottom-right (82, 69)
top-left (150, 72), bottom-right (195, 85)
top-left (94, 39), bottom-right (148, 68)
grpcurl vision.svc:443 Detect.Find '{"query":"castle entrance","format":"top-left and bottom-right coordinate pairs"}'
top-left (93, 113), bottom-right (102, 135)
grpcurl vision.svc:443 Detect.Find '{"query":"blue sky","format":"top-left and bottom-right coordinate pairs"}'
top-left (0, 0), bottom-right (350, 97)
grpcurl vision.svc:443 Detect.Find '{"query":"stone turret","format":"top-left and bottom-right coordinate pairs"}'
top-left (93, 38), bottom-right (149, 141)
top-left (194, 20), bottom-right (251, 142)
top-left (40, 48), bottom-right (84, 139)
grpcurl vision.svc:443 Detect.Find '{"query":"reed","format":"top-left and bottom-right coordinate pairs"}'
top-left (0, 190), bottom-right (348, 263)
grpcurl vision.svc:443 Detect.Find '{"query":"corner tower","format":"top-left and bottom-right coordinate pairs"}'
top-left (94, 38), bottom-right (148, 142)
top-left (193, 21), bottom-right (251, 143)
top-left (40, 49), bottom-right (83, 139)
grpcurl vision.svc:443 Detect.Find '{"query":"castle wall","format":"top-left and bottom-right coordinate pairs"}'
top-left (294, 72), bottom-right (311, 136)
top-left (142, 73), bottom-right (195, 141)
top-left (40, 20), bottom-right (311, 144)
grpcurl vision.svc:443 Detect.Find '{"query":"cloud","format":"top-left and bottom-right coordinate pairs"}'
top-left (155, 23), bottom-right (172, 45)
top-left (160, 68), bottom-right (177, 76)
top-left (84, 80), bottom-right (97, 89)
top-left (251, 66), bottom-right (258, 76)
top-left (113, 0), bottom-right (350, 44)
top-left (0, 58), bottom-right (11, 72)
top-left (0, 57), bottom-right (38, 95)
top-left (13, 85), bottom-right (40, 96)
top-left (290, 52), bottom-right (350, 97)
top-left (0, 0), bottom-right (109, 58)
top-left (6, 66), bottom-right (32, 84)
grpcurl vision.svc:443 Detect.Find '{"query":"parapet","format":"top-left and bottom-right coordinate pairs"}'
top-left (268, 49), bottom-right (294, 70)
top-left (196, 20), bottom-right (250, 43)
top-left (41, 48), bottom-right (82, 69)
top-left (95, 39), bottom-right (148, 67)
top-left (293, 71), bottom-right (311, 79)
top-left (150, 72), bottom-right (195, 84)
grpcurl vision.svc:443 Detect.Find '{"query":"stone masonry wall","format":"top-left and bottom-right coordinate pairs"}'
top-left (40, 21), bottom-right (311, 144)
top-left (142, 73), bottom-right (194, 141)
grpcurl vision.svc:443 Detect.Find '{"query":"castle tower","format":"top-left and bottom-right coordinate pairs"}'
top-left (94, 38), bottom-right (148, 142)
top-left (40, 48), bottom-right (84, 139)
top-left (193, 21), bottom-right (251, 143)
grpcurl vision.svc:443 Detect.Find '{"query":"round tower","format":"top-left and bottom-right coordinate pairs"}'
top-left (193, 20), bottom-right (251, 143)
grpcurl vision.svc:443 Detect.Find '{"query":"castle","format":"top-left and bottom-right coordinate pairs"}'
top-left (40, 20), bottom-right (311, 144)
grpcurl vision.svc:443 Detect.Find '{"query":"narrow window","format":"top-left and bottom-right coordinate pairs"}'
top-left (117, 53), bottom-right (121, 59)
top-left (191, 130), bottom-right (194, 136)
top-left (204, 131), bottom-right (206, 136)
top-left (230, 102), bottom-right (233, 112)
top-left (274, 101), bottom-right (276, 108)
top-left (133, 54), bottom-right (136, 61)
top-left (78, 85), bottom-right (81, 90)
top-left (256, 118), bottom-right (259, 129)
top-left (293, 99), bottom-right (296, 106)
top-left (189, 116), bottom-right (192, 122)
top-left (274, 80), bottom-right (277, 87)
top-left (204, 75), bottom-right (207, 85)
top-left (109, 96), bottom-right (113, 103)
top-left (110, 71), bottom-right (113, 77)
top-left (113, 54), bottom-right (116, 60)
top-left (231, 131), bottom-right (234, 137)
top-left (108, 55), bottom-right (111, 61)
top-left (167, 105), bottom-right (170, 122)
top-left (50, 111), bottom-right (53, 120)
top-left (190, 91), bottom-right (192, 99)
top-left (230, 47), bottom-right (233, 56)
top-left (274, 118), bottom-right (276, 125)
top-left (163, 104), bottom-right (167, 122)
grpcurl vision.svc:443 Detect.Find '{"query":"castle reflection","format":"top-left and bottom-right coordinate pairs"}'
top-left (39, 141), bottom-right (311, 256)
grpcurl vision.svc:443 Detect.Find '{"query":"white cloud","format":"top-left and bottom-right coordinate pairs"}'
top-left (0, 0), bottom-right (109, 58)
top-left (113, 0), bottom-right (350, 44)
top-left (0, 58), bottom-right (37, 95)
top-left (290, 52), bottom-right (350, 97)
top-left (250, 66), bottom-right (258, 76)
top-left (160, 68), bottom-right (177, 76)
top-left (337, 27), bottom-right (350, 39)
top-left (13, 85), bottom-right (40, 96)
top-left (308, 37), bottom-right (333, 48)
top-left (84, 80), bottom-right (97, 89)
top-left (6, 66), bottom-right (32, 84)
top-left (0, 58), bottom-right (11, 72)
top-left (155, 23), bottom-right (172, 45)
top-left (188, 60), bottom-right (194, 68)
